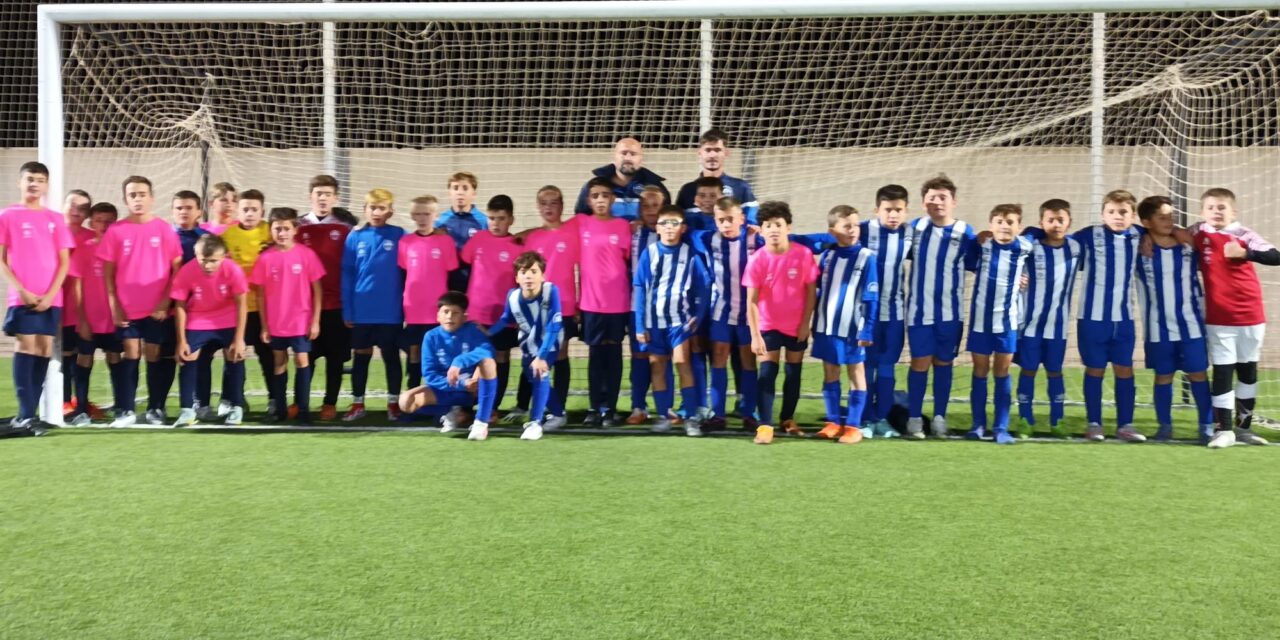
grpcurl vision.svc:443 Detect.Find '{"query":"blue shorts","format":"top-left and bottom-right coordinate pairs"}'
top-left (426, 385), bottom-right (474, 409)
top-left (1077, 319), bottom-right (1135, 368)
top-left (1016, 335), bottom-right (1067, 372)
top-left (270, 336), bottom-right (312, 353)
top-left (708, 320), bottom-right (752, 346)
top-left (907, 321), bottom-right (963, 361)
top-left (644, 324), bottom-right (695, 357)
top-left (399, 323), bottom-right (438, 352)
top-left (866, 320), bottom-right (905, 370)
top-left (762, 329), bottom-right (807, 353)
top-left (967, 329), bottom-right (1018, 356)
top-left (1145, 338), bottom-right (1209, 375)
top-left (186, 328), bottom-right (237, 353)
top-left (78, 332), bottom-right (123, 355)
top-left (812, 333), bottom-right (866, 365)
top-left (350, 323), bottom-right (401, 351)
top-left (582, 311), bottom-right (628, 346)
top-left (4, 305), bottom-right (61, 337)
top-left (116, 316), bottom-right (175, 347)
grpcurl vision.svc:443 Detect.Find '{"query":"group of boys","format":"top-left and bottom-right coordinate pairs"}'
top-left (2, 129), bottom-right (1275, 448)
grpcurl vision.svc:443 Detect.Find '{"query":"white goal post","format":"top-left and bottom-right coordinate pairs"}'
top-left (33, 0), bottom-right (1280, 425)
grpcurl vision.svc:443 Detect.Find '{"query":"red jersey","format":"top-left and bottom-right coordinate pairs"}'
top-left (297, 222), bottom-right (350, 311)
top-left (1194, 222), bottom-right (1272, 326)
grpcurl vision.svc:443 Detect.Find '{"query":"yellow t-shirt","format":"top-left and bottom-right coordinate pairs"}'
top-left (221, 223), bottom-right (272, 312)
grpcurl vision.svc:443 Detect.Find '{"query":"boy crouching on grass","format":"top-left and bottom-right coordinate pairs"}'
top-left (400, 292), bottom-right (498, 441)
top-left (171, 235), bottom-right (249, 427)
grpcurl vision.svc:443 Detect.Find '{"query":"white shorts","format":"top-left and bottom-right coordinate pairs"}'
top-left (1206, 324), bottom-right (1265, 365)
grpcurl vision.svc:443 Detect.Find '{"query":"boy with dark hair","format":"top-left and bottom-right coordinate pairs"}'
top-left (435, 171), bottom-right (489, 293)
top-left (171, 234), bottom-right (249, 427)
top-left (1017, 199), bottom-right (1080, 438)
top-left (579, 176), bottom-right (634, 426)
top-left (172, 190), bottom-right (209, 264)
top-left (812, 205), bottom-right (878, 445)
top-left (297, 175), bottom-right (353, 420)
top-left (0, 162), bottom-right (75, 433)
top-left (745, 201), bottom-right (818, 444)
top-left (59, 190), bottom-right (93, 416)
top-left (399, 292), bottom-right (499, 441)
top-left (462, 194), bottom-right (522, 415)
top-left (67, 203), bottom-right (122, 426)
top-left (519, 186), bottom-right (578, 430)
top-left (98, 175), bottom-right (183, 428)
top-left (634, 205), bottom-right (711, 435)
top-left (859, 184), bottom-right (911, 437)
top-left (903, 175), bottom-right (977, 439)
top-left (341, 188), bottom-right (405, 421)
top-left (490, 251), bottom-right (564, 439)
top-left (398, 195), bottom-right (456, 394)
top-left (251, 207), bottom-right (325, 424)
top-left (683, 176), bottom-right (724, 233)
top-left (676, 128), bottom-right (759, 224)
top-left (220, 189), bottom-right (274, 416)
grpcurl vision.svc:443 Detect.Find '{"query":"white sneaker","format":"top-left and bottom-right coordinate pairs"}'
top-left (468, 420), bottom-right (489, 441)
top-left (144, 408), bottom-right (167, 426)
top-left (172, 408), bottom-right (197, 428)
top-left (696, 406), bottom-right (714, 422)
top-left (225, 406), bottom-right (244, 426)
top-left (520, 421), bottom-right (543, 441)
top-left (684, 423), bottom-right (703, 437)
top-left (216, 400), bottom-right (233, 417)
top-left (500, 409), bottom-right (529, 425)
top-left (906, 417), bottom-right (925, 440)
top-left (1235, 428), bottom-right (1268, 446)
top-left (650, 418), bottom-right (674, 434)
top-left (1085, 423), bottom-right (1105, 441)
top-left (930, 415), bottom-right (949, 438)
top-left (109, 411), bottom-right (137, 429)
top-left (543, 415), bottom-right (566, 432)
top-left (1208, 430), bottom-right (1237, 449)
top-left (1116, 425), bottom-right (1146, 442)
top-left (440, 406), bottom-right (464, 433)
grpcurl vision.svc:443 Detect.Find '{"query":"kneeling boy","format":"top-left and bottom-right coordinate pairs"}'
top-left (400, 292), bottom-right (499, 441)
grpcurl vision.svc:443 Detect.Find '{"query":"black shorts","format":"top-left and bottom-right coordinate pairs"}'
top-left (312, 308), bottom-right (350, 361)
top-left (581, 311), bottom-right (628, 346)
top-left (350, 323), bottom-right (401, 351)
top-left (62, 325), bottom-right (78, 351)
top-left (561, 316), bottom-right (580, 342)
top-left (400, 323), bottom-right (438, 352)
top-left (490, 326), bottom-right (520, 351)
top-left (78, 332), bottom-right (123, 355)
top-left (763, 329), bottom-right (808, 353)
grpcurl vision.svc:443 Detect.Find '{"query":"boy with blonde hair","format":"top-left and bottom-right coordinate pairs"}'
top-left (341, 188), bottom-right (405, 421)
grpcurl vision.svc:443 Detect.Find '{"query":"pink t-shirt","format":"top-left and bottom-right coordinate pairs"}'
top-left (398, 232), bottom-right (458, 325)
top-left (96, 217), bottom-right (182, 320)
top-left (61, 226), bottom-right (96, 326)
top-left (250, 244), bottom-right (325, 338)
top-left (524, 224), bottom-right (581, 317)
top-left (577, 215), bottom-right (632, 314)
top-left (69, 235), bottom-right (115, 334)
top-left (743, 243), bottom-right (819, 337)
top-left (170, 259), bottom-right (249, 331)
top-left (461, 231), bottom-right (520, 326)
top-left (0, 205), bottom-right (76, 309)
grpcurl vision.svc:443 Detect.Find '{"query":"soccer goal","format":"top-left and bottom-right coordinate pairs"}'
top-left (33, 0), bottom-right (1280, 424)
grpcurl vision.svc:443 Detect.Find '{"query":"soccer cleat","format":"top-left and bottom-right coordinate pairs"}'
top-left (905, 417), bottom-right (925, 440)
top-left (387, 402), bottom-right (403, 421)
top-left (1153, 425), bottom-right (1174, 442)
top-left (440, 407), bottom-right (465, 433)
top-left (1049, 421), bottom-right (1069, 439)
top-left (287, 404), bottom-right (299, 420)
top-left (109, 411), bottom-right (137, 429)
top-left (342, 403), bottom-right (367, 422)
top-left (816, 422), bottom-right (843, 440)
top-left (318, 404), bottom-right (338, 421)
top-left (781, 420), bottom-right (805, 437)
top-left (650, 418), bottom-right (674, 434)
top-left (542, 415), bottom-right (567, 432)
top-left (860, 426), bottom-right (875, 439)
top-left (1207, 430), bottom-right (1236, 449)
top-left (994, 430), bottom-right (1017, 445)
top-left (172, 408), bottom-right (198, 428)
top-left (930, 415), bottom-right (949, 438)
top-left (196, 404), bottom-right (219, 422)
top-left (684, 422), bottom-right (703, 437)
top-left (753, 425), bottom-right (775, 445)
top-left (696, 406), bottom-right (715, 422)
top-left (838, 426), bottom-right (863, 444)
top-left (741, 416), bottom-right (759, 431)
top-left (1234, 428), bottom-right (1268, 446)
top-left (144, 409), bottom-right (166, 426)
top-left (467, 420), bottom-right (489, 441)
top-left (965, 426), bottom-right (986, 441)
top-left (1017, 418), bottom-right (1034, 440)
top-left (1085, 424), bottom-right (1105, 442)
top-left (625, 408), bottom-right (649, 425)
top-left (703, 416), bottom-right (727, 432)
top-left (1115, 426), bottom-right (1146, 442)
top-left (85, 403), bottom-right (108, 421)
top-left (520, 421), bottom-right (543, 441)
top-left (602, 413), bottom-right (621, 429)
top-left (225, 406), bottom-right (244, 426)
top-left (216, 399), bottom-right (233, 417)
top-left (873, 419), bottom-right (900, 438)
top-left (265, 398), bottom-right (279, 418)
top-left (582, 412), bottom-right (602, 427)
top-left (68, 412), bottom-right (93, 427)
top-left (500, 408), bottom-right (528, 425)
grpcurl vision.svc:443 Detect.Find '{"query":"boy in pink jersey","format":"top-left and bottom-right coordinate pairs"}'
top-left (67, 203), bottom-right (124, 427)
top-left (745, 201), bottom-right (818, 444)
top-left (59, 189), bottom-right (94, 414)
top-left (515, 185), bottom-right (578, 428)
top-left (577, 177), bottom-right (633, 426)
top-left (98, 176), bottom-right (183, 428)
top-left (0, 162), bottom-right (75, 434)
top-left (251, 208), bottom-right (324, 424)
top-left (462, 195), bottom-right (521, 413)
top-left (170, 234), bottom-right (249, 427)
top-left (398, 195), bottom-right (457, 392)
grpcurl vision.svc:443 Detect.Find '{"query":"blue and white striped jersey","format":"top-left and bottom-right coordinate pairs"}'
top-left (494, 283), bottom-right (564, 361)
top-left (1136, 243), bottom-right (1205, 342)
top-left (905, 218), bottom-right (977, 326)
top-left (966, 237), bottom-right (1033, 334)
top-left (859, 218), bottom-right (912, 323)
top-left (1021, 236), bottom-right (1083, 340)
top-left (632, 225), bottom-right (659, 267)
top-left (632, 241), bottom-right (711, 333)
top-left (814, 244), bottom-right (879, 341)
top-left (1072, 225), bottom-right (1143, 323)
top-left (693, 228), bottom-right (760, 327)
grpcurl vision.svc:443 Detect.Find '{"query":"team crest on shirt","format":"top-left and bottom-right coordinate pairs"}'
top-left (498, 251), bottom-right (510, 262)
top-left (329, 230), bottom-right (341, 241)
top-left (555, 241), bottom-right (566, 253)
top-left (608, 234), bottom-right (619, 245)
top-left (382, 240), bottom-right (394, 252)
top-left (722, 185), bottom-right (733, 197)
top-left (787, 267), bottom-right (798, 280)
top-left (47, 222), bottom-right (56, 234)
top-left (468, 228), bottom-right (478, 238)
top-left (149, 236), bottom-right (160, 248)
top-left (291, 263), bottom-right (303, 275)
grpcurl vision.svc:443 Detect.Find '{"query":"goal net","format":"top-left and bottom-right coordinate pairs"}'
top-left (34, 4), bottom-right (1280, 421)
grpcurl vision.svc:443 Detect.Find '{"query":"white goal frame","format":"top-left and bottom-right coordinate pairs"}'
top-left (33, 0), bottom-right (1274, 424)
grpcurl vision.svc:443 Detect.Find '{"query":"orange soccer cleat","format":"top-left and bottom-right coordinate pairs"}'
top-left (318, 404), bottom-right (338, 421)
top-left (782, 420), bottom-right (806, 437)
top-left (816, 422), bottom-right (842, 439)
top-left (838, 426), bottom-right (864, 445)
top-left (754, 425), bottom-right (775, 445)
